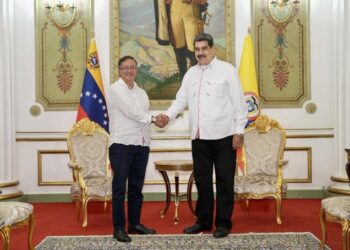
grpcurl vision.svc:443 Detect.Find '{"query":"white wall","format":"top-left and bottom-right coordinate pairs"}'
top-left (13, 0), bottom-right (341, 195)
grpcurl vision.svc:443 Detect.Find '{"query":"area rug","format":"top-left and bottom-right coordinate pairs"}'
top-left (36, 232), bottom-right (330, 250)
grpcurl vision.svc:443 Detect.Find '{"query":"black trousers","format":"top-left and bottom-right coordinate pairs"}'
top-left (191, 135), bottom-right (236, 229)
top-left (109, 143), bottom-right (150, 231)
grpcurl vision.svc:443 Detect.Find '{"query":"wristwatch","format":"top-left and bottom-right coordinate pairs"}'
top-left (151, 116), bottom-right (156, 123)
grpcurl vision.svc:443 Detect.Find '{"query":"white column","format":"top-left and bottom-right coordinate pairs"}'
top-left (344, 1), bottom-right (350, 151)
top-left (0, 0), bottom-right (22, 198)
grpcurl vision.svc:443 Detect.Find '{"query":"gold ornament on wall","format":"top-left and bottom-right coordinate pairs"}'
top-left (30, 105), bottom-right (42, 117)
top-left (305, 102), bottom-right (317, 114)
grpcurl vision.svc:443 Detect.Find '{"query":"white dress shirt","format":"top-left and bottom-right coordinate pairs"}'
top-left (165, 57), bottom-right (248, 140)
top-left (108, 78), bottom-right (152, 147)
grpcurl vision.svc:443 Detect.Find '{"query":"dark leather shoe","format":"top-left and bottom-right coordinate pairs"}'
top-left (128, 224), bottom-right (156, 234)
top-left (113, 230), bottom-right (131, 242)
top-left (213, 227), bottom-right (230, 238)
top-left (183, 223), bottom-right (212, 234)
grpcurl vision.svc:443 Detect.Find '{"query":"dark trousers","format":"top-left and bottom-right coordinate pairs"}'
top-left (191, 135), bottom-right (236, 229)
top-left (109, 143), bottom-right (150, 231)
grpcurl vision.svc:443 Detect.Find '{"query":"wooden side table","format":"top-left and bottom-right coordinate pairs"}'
top-left (154, 160), bottom-right (195, 224)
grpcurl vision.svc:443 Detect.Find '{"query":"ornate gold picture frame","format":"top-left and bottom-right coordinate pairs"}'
top-left (110, 0), bottom-right (235, 110)
top-left (35, 0), bottom-right (93, 110)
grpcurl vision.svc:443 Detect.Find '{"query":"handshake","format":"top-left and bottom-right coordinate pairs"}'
top-left (153, 114), bottom-right (169, 128)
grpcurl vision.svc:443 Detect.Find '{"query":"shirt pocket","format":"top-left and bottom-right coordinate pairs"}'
top-left (210, 80), bottom-right (228, 97)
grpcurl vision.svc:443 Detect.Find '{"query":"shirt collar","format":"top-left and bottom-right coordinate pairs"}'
top-left (197, 56), bottom-right (217, 70)
top-left (120, 78), bottom-right (137, 90)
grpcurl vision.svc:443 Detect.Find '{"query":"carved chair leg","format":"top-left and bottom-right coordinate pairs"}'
top-left (347, 224), bottom-right (350, 250)
top-left (319, 207), bottom-right (327, 250)
top-left (0, 226), bottom-right (10, 250)
top-left (276, 195), bottom-right (282, 225)
top-left (82, 198), bottom-right (89, 230)
top-left (342, 222), bottom-right (350, 250)
top-left (28, 214), bottom-right (35, 250)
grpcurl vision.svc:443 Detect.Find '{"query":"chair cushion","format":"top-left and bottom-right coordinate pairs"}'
top-left (71, 176), bottom-right (112, 197)
top-left (322, 196), bottom-right (350, 220)
top-left (235, 175), bottom-right (287, 194)
top-left (0, 202), bottom-right (33, 228)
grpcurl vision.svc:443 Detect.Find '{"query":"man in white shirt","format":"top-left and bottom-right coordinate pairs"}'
top-left (108, 56), bottom-right (159, 243)
top-left (158, 33), bottom-right (248, 238)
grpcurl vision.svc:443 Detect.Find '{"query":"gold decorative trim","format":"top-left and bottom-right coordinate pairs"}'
top-left (16, 134), bottom-right (334, 142)
top-left (110, 0), bottom-right (235, 110)
top-left (16, 127), bottom-right (334, 133)
top-left (151, 148), bottom-right (191, 153)
top-left (0, 191), bottom-right (23, 200)
top-left (286, 134), bottom-right (333, 139)
top-left (283, 147), bottom-right (312, 183)
top-left (331, 176), bottom-right (349, 183)
top-left (37, 150), bottom-right (72, 186)
top-left (152, 136), bottom-right (190, 140)
top-left (16, 138), bottom-right (67, 142)
top-left (0, 181), bottom-right (19, 188)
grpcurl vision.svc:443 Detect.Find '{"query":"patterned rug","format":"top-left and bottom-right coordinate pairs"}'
top-left (36, 232), bottom-right (330, 250)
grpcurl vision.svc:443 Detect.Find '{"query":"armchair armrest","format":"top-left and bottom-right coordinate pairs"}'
top-left (276, 159), bottom-right (288, 185)
top-left (68, 161), bottom-right (81, 170)
top-left (67, 161), bottom-right (84, 186)
top-left (281, 159), bottom-right (288, 168)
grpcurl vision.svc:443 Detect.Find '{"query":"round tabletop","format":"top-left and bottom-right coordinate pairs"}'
top-left (154, 160), bottom-right (193, 171)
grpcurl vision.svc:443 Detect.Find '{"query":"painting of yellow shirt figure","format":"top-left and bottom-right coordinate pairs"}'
top-left (154, 0), bottom-right (209, 79)
top-left (117, 0), bottom-right (227, 101)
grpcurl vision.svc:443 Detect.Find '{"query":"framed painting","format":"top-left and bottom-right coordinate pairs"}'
top-left (110, 0), bottom-right (235, 109)
top-left (35, 0), bottom-right (93, 110)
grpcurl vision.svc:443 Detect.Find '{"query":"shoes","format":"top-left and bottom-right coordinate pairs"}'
top-left (213, 227), bottom-right (230, 238)
top-left (183, 223), bottom-right (212, 234)
top-left (128, 224), bottom-right (156, 234)
top-left (113, 230), bottom-right (131, 242)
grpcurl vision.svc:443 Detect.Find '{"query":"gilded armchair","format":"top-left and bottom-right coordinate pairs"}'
top-left (67, 118), bottom-right (112, 229)
top-left (234, 115), bottom-right (287, 225)
top-left (320, 196), bottom-right (350, 250)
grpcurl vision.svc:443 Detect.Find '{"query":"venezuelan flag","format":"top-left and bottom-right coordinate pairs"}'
top-left (236, 32), bottom-right (260, 172)
top-left (76, 38), bottom-right (109, 133)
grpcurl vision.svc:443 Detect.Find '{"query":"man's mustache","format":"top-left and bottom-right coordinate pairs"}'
top-left (197, 55), bottom-right (206, 58)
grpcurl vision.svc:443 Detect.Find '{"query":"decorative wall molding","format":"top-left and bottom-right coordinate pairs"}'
top-left (284, 147), bottom-right (312, 183)
top-left (35, 0), bottom-right (93, 110)
top-left (252, 0), bottom-right (310, 107)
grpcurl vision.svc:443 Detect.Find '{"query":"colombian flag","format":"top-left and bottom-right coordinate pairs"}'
top-left (76, 38), bottom-right (109, 133)
top-left (236, 32), bottom-right (260, 172)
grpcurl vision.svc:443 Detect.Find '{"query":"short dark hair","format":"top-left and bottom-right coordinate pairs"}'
top-left (118, 55), bottom-right (137, 68)
top-left (193, 33), bottom-right (214, 47)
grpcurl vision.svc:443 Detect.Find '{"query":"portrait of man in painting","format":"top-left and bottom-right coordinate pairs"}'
top-left (114, 0), bottom-right (233, 107)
